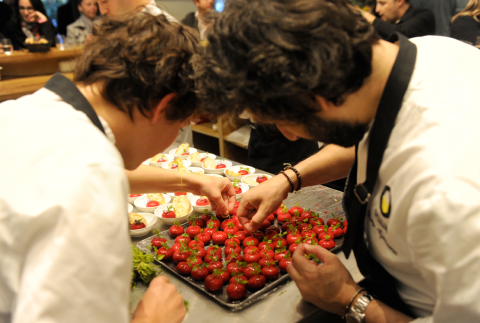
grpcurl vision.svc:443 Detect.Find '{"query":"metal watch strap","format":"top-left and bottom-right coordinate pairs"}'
top-left (345, 293), bottom-right (374, 323)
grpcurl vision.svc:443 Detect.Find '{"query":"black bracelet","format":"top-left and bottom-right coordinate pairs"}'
top-left (279, 171), bottom-right (294, 193)
top-left (284, 163), bottom-right (302, 191)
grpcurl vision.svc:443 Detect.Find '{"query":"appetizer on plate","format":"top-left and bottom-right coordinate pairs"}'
top-left (175, 143), bottom-right (190, 156)
top-left (172, 195), bottom-right (191, 217)
top-left (203, 157), bottom-right (217, 169)
top-left (190, 151), bottom-right (201, 162)
top-left (129, 212), bottom-right (147, 230)
top-left (147, 193), bottom-right (166, 206)
top-left (168, 158), bottom-right (184, 170)
top-left (149, 153), bottom-right (169, 163)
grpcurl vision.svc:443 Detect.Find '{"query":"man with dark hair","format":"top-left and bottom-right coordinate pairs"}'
top-left (410, 0), bottom-right (456, 36)
top-left (195, 0), bottom-right (480, 321)
top-left (0, 13), bottom-right (234, 323)
top-left (359, 0), bottom-right (435, 39)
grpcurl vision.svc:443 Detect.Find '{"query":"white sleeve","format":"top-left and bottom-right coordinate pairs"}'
top-left (407, 178), bottom-right (480, 323)
top-left (9, 165), bottom-right (131, 323)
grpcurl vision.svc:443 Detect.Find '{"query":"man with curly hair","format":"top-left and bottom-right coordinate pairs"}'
top-left (0, 13), bottom-right (234, 323)
top-left (195, 0), bottom-right (480, 322)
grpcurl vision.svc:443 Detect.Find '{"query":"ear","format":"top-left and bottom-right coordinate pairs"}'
top-left (151, 93), bottom-right (177, 124)
top-left (314, 96), bottom-right (334, 113)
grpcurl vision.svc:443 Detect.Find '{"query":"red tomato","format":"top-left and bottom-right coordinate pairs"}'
top-left (156, 246), bottom-right (173, 260)
top-left (197, 232), bottom-right (211, 244)
top-left (244, 251), bottom-right (261, 264)
top-left (229, 274), bottom-right (248, 284)
top-left (279, 258), bottom-right (292, 272)
top-left (206, 245), bottom-right (222, 257)
top-left (225, 237), bottom-right (241, 246)
top-left (243, 263), bottom-right (261, 279)
top-left (176, 262), bottom-right (191, 275)
top-left (286, 233), bottom-right (302, 245)
top-left (256, 175), bottom-right (268, 184)
top-left (259, 249), bottom-right (275, 259)
top-left (207, 218), bottom-right (221, 229)
top-left (151, 236), bottom-right (167, 248)
top-left (129, 194), bottom-right (142, 198)
top-left (226, 253), bottom-right (243, 263)
top-left (258, 220), bottom-right (271, 232)
top-left (234, 187), bottom-right (242, 194)
top-left (191, 247), bottom-right (206, 259)
top-left (204, 254), bottom-right (220, 263)
top-left (327, 218), bottom-right (340, 227)
top-left (187, 256), bottom-right (202, 267)
top-left (289, 203), bottom-right (304, 217)
top-left (169, 223), bottom-right (184, 237)
top-left (174, 192), bottom-right (188, 196)
top-left (309, 218), bottom-right (325, 227)
top-left (343, 219), bottom-right (348, 227)
top-left (172, 249), bottom-right (191, 264)
top-left (204, 226), bottom-right (217, 237)
top-left (261, 265), bottom-right (279, 280)
top-left (235, 231), bottom-right (249, 242)
top-left (288, 243), bottom-right (299, 253)
top-left (243, 237), bottom-right (259, 247)
top-left (146, 200), bottom-right (159, 207)
top-left (196, 197), bottom-right (209, 206)
top-left (225, 245), bottom-right (242, 255)
top-left (212, 231), bottom-right (228, 245)
top-left (205, 274), bottom-right (224, 292)
top-left (188, 240), bottom-right (204, 249)
top-left (130, 220), bottom-right (146, 230)
top-left (319, 239), bottom-right (336, 249)
top-left (248, 275), bottom-right (266, 289)
top-left (266, 213), bottom-right (275, 222)
top-left (207, 261), bottom-right (223, 273)
top-left (215, 163), bottom-right (226, 169)
top-left (297, 223), bottom-right (311, 232)
top-left (186, 225), bottom-right (201, 238)
top-left (277, 209), bottom-right (292, 223)
top-left (244, 246), bottom-right (259, 254)
top-left (301, 209), bottom-right (313, 221)
top-left (175, 234), bottom-right (191, 245)
top-left (227, 283), bottom-right (247, 300)
top-left (238, 169), bottom-right (249, 175)
top-left (274, 250), bottom-right (288, 262)
top-left (258, 257), bottom-right (274, 268)
top-left (218, 269), bottom-right (231, 284)
top-left (191, 266), bottom-right (209, 281)
top-left (224, 223), bottom-right (239, 235)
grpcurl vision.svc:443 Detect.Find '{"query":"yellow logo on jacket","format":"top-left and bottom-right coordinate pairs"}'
top-left (380, 186), bottom-right (391, 218)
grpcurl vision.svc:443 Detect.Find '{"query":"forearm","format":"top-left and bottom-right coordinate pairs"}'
top-left (284, 144), bottom-right (355, 189)
top-left (126, 165), bottom-right (201, 194)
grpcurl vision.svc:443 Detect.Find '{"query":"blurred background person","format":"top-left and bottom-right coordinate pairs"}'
top-left (358, 0), bottom-right (435, 39)
top-left (57, 0), bottom-right (80, 36)
top-left (181, 0), bottom-right (214, 40)
top-left (66, 0), bottom-right (98, 45)
top-left (451, 0), bottom-right (480, 44)
top-left (410, 0), bottom-right (456, 36)
top-left (3, 0), bottom-right (56, 50)
top-left (0, 1), bottom-right (13, 36)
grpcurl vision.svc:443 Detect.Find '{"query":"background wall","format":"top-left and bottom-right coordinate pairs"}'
top-left (156, 0), bottom-right (197, 21)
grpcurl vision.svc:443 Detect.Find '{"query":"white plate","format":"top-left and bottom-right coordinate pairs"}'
top-left (186, 167), bottom-right (204, 174)
top-left (202, 160), bottom-right (233, 175)
top-left (205, 174), bottom-right (223, 178)
top-left (166, 192), bottom-right (193, 198)
top-left (224, 165), bottom-right (256, 181)
top-left (233, 182), bottom-right (249, 200)
top-left (134, 194), bottom-right (171, 213)
top-left (189, 195), bottom-right (212, 213)
top-left (161, 159), bottom-right (192, 170)
top-left (187, 153), bottom-right (217, 167)
top-left (127, 194), bottom-right (142, 204)
top-left (154, 203), bottom-right (193, 226)
top-left (148, 153), bottom-right (174, 167)
top-left (241, 173), bottom-right (273, 189)
top-left (169, 147), bottom-right (198, 160)
top-left (130, 212), bottom-right (157, 237)
top-left (127, 203), bottom-right (133, 213)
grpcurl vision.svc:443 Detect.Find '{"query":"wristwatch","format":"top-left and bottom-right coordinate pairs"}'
top-left (345, 293), bottom-right (374, 323)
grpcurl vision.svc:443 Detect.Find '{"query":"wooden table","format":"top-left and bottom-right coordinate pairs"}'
top-left (0, 46), bottom-right (82, 79)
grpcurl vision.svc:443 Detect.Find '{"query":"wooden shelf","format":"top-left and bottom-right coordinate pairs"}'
top-left (190, 122), bottom-right (219, 138)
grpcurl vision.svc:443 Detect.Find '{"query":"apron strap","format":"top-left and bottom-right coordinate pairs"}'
top-left (43, 74), bottom-right (105, 135)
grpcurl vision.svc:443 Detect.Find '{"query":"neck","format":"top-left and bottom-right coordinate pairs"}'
top-left (75, 82), bottom-right (146, 170)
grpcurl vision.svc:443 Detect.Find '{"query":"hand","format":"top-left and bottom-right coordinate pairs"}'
top-left (131, 276), bottom-right (186, 323)
top-left (287, 244), bottom-right (360, 316)
top-left (27, 11), bottom-right (48, 23)
top-left (237, 174), bottom-right (291, 233)
top-left (193, 176), bottom-right (236, 216)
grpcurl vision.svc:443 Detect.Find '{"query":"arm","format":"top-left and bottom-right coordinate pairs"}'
top-left (288, 244), bottom-right (413, 323)
top-left (372, 10), bottom-right (435, 39)
top-left (126, 165), bottom-right (236, 215)
top-left (237, 144), bottom-right (355, 232)
top-left (38, 19), bottom-right (57, 47)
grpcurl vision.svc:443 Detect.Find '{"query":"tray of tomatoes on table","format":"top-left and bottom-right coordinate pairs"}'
top-left (137, 201), bottom-right (348, 311)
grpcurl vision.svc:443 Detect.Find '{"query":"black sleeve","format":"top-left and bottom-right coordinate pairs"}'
top-left (450, 16), bottom-right (480, 45)
top-left (3, 20), bottom-right (25, 50)
top-left (372, 10), bottom-right (436, 39)
top-left (39, 20), bottom-right (57, 47)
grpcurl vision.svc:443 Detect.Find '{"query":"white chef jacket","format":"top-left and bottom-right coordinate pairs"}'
top-left (142, 0), bottom-right (177, 23)
top-left (0, 87), bottom-right (131, 323)
top-left (357, 36), bottom-right (480, 322)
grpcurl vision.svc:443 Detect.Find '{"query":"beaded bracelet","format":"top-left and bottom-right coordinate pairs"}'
top-left (342, 287), bottom-right (367, 318)
top-left (283, 163), bottom-right (302, 191)
top-left (279, 170), bottom-right (294, 193)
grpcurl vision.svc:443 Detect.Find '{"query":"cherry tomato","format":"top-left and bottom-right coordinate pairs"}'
top-left (215, 163), bottom-right (226, 169)
top-left (156, 246), bottom-right (173, 260)
top-left (243, 263), bottom-right (261, 279)
top-left (207, 261), bottom-right (223, 273)
top-left (319, 238), bottom-right (336, 249)
top-left (186, 225), bottom-right (201, 238)
top-left (175, 234), bottom-right (191, 245)
top-left (226, 252), bottom-right (243, 263)
top-left (238, 169), bottom-right (249, 175)
top-left (130, 220), bottom-right (146, 230)
top-left (279, 258), bottom-right (292, 272)
top-left (234, 187), bottom-right (242, 194)
top-left (172, 249), bottom-right (191, 264)
top-left (197, 232), bottom-right (211, 244)
top-left (244, 251), bottom-right (261, 264)
top-left (256, 175), bottom-right (268, 184)
top-left (196, 197), bottom-right (210, 206)
top-left (177, 262), bottom-right (192, 275)
top-left (191, 266), bottom-right (209, 281)
top-left (243, 237), bottom-right (259, 247)
top-left (212, 231), bottom-right (228, 245)
top-left (129, 194), bottom-right (142, 198)
top-left (146, 200), bottom-right (159, 207)
top-left (225, 245), bottom-right (241, 255)
top-left (205, 274), bottom-right (224, 292)
top-left (151, 236), bottom-right (167, 248)
top-left (227, 282), bottom-right (247, 300)
top-left (289, 203), bottom-right (304, 216)
top-left (174, 192), bottom-right (188, 196)
top-left (248, 274), bottom-right (266, 289)
top-left (261, 265), bottom-right (279, 280)
top-left (169, 223), bottom-right (184, 237)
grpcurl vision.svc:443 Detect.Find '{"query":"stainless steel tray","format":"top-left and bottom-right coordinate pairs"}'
top-left (137, 185), bottom-right (346, 311)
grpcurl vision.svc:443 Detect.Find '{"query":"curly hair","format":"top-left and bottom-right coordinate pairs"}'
top-left (194, 0), bottom-right (379, 122)
top-left (74, 13), bottom-right (199, 121)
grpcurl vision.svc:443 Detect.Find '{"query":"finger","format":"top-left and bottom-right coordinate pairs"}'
top-left (291, 244), bottom-right (321, 275)
top-left (287, 260), bottom-right (302, 282)
top-left (248, 204), bottom-right (270, 231)
top-left (303, 243), bottom-right (333, 263)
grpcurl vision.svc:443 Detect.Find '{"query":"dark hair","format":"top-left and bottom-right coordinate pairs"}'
top-left (194, 0), bottom-right (379, 122)
top-left (74, 13), bottom-right (199, 121)
top-left (12, 0), bottom-right (48, 25)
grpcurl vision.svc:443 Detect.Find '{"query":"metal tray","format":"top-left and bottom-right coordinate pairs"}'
top-left (137, 196), bottom-right (345, 311)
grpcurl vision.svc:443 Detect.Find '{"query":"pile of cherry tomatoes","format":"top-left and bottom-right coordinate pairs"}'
top-left (149, 201), bottom-right (348, 301)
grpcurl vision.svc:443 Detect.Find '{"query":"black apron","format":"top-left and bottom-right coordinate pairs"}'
top-left (341, 33), bottom-right (418, 318)
top-left (43, 73), bottom-right (105, 135)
